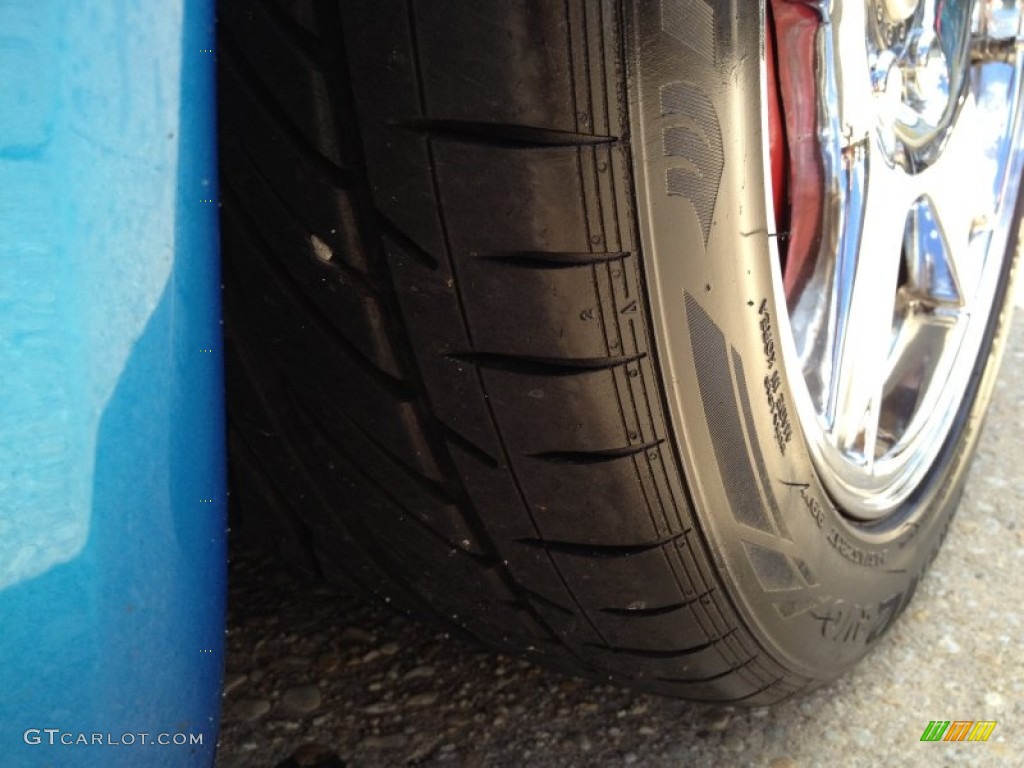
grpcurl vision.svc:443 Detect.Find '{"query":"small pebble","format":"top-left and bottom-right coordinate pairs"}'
top-left (852, 727), bottom-right (873, 748)
top-left (232, 698), bottom-right (271, 721)
top-left (340, 627), bottom-right (375, 645)
top-left (722, 730), bottom-right (745, 752)
top-left (222, 672), bottom-right (247, 696)
top-left (357, 733), bottom-right (408, 750)
top-left (402, 665), bottom-right (436, 681)
top-left (280, 684), bottom-right (322, 715)
top-left (708, 711), bottom-right (732, 731)
top-left (985, 691), bottom-right (1006, 710)
top-left (406, 691), bottom-right (439, 707)
top-left (559, 679), bottom-right (583, 694)
top-left (317, 652), bottom-right (342, 673)
top-left (405, 734), bottom-right (444, 763)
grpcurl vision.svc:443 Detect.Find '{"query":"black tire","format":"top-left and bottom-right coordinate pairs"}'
top-left (217, 0), bottom-right (1019, 704)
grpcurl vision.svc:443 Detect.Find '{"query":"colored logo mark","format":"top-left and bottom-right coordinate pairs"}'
top-left (920, 720), bottom-right (997, 742)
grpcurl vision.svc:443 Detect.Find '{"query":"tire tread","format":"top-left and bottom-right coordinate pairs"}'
top-left (219, 0), bottom-right (806, 703)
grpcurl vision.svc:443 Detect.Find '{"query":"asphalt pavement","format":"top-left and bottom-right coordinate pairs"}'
top-left (215, 285), bottom-right (1024, 768)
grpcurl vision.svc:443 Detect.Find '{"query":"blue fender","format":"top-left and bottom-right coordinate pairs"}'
top-left (0, 1), bottom-right (225, 765)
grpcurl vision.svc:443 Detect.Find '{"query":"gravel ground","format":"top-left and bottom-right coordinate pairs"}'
top-left (216, 315), bottom-right (1024, 768)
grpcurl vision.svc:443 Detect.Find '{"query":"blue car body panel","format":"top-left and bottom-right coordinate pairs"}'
top-left (0, 1), bottom-right (225, 765)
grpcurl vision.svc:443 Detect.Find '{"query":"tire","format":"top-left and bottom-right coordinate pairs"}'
top-left (217, 0), bottom-right (1020, 704)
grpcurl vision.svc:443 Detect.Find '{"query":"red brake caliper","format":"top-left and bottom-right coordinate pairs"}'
top-left (766, 2), bottom-right (787, 230)
top-left (767, 0), bottom-right (824, 298)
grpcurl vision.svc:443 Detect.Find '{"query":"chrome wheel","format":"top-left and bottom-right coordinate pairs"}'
top-left (771, 0), bottom-right (1024, 519)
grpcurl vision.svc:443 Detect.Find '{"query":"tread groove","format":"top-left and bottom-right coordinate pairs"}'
top-left (395, 118), bottom-right (618, 149)
top-left (451, 351), bottom-right (645, 377)
top-left (584, 628), bottom-right (738, 659)
top-left (302, 381), bottom-right (459, 508)
top-left (598, 591), bottom-right (713, 617)
top-left (515, 530), bottom-right (687, 558)
top-left (515, 587), bottom-right (576, 617)
top-left (527, 438), bottom-right (664, 465)
top-left (254, 0), bottom-right (325, 64)
top-left (480, 249), bottom-right (630, 269)
top-left (442, 426), bottom-right (502, 469)
top-left (656, 656), bottom-right (758, 685)
top-left (377, 214), bottom-right (441, 270)
top-left (690, 677), bottom-right (787, 706)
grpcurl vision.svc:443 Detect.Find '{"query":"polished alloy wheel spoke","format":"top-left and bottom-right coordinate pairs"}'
top-left (823, 145), bottom-right (907, 464)
top-left (828, 0), bottom-right (875, 144)
top-left (915, 97), bottom-right (990, 305)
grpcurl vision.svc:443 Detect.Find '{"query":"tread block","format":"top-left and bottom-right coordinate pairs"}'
top-left (507, 455), bottom-right (667, 545)
top-left (220, 4), bottom-right (343, 165)
top-left (436, 143), bottom-right (594, 255)
top-left (283, 378), bottom-right (487, 557)
top-left (644, 670), bottom-right (769, 703)
top-left (223, 241), bottom-right (444, 484)
top-left (340, 2), bottom-right (452, 261)
top-left (548, 545), bottom-right (700, 618)
top-left (228, 429), bottom-right (323, 579)
top-left (455, 252), bottom-right (616, 361)
top-left (219, 61), bottom-right (370, 274)
top-left (590, 604), bottom-right (709, 653)
top-left (576, 636), bottom-right (749, 684)
top-left (225, 346), bottom-right (429, 612)
top-left (265, 0), bottom-right (319, 38)
top-left (415, 0), bottom-right (577, 131)
top-left (385, 240), bottom-right (508, 462)
top-left (287, 440), bottom-right (548, 647)
top-left (221, 151), bottom-right (403, 380)
top-left (481, 368), bottom-right (641, 468)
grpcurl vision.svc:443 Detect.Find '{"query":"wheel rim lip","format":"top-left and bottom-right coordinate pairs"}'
top-left (766, 0), bottom-right (1024, 520)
